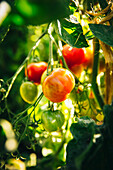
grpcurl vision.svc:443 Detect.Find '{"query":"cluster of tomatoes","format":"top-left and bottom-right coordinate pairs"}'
top-left (20, 56), bottom-right (76, 131)
top-left (19, 43), bottom-right (94, 132)
top-left (20, 62), bottom-right (75, 104)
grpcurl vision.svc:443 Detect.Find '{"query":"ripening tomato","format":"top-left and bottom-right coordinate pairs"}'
top-left (41, 110), bottom-right (65, 132)
top-left (69, 64), bottom-right (84, 77)
top-left (41, 68), bottom-right (55, 84)
top-left (25, 62), bottom-right (48, 85)
top-left (20, 81), bottom-right (38, 104)
top-left (62, 44), bottom-right (85, 68)
top-left (82, 45), bottom-right (94, 69)
top-left (42, 68), bottom-right (75, 103)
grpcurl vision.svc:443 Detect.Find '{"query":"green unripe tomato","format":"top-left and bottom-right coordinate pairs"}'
top-left (20, 81), bottom-right (38, 104)
top-left (41, 110), bottom-right (65, 132)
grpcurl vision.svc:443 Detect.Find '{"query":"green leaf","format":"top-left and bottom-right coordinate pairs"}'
top-left (66, 115), bottom-right (113, 170)
top-left (66, 139), bottom-right (86, 169)
top-left (70, 116), bottom-right (95, 141)
top-left (66, 116), bottom-right (97, 169)
top-left (56, 16), bottom-right (88, 48)
top-left (89, 24), bottom-right (113, 46)
top-left (66, 137), bottom-right (94, 170)
top-left (103, 104), bottom-right (113, 137)
top-left (66, 117), bottom-right (96, 170)
top-left (10, 0), bottom-right (71, 26)
top-left (69, 1), bottom-right (77, 14)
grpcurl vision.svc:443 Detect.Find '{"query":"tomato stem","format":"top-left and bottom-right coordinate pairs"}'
top-left (12, 92), bottom-right (43, 126)
top-left (49, 34), bottom-right (54, 72)
top-left (2, 25), bottom-right (49, 101)
top-left (92, 38), bottom-right (104, 109)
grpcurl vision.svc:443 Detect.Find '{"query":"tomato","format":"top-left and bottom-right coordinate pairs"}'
top-left (41, 110), bottom-right (65, 132)
top-left (62, 44), bottom-right (85, 76)
top-left (41, 68), bottom-right (55, 84)
top-left (20, 81), bottom-right (38, 104)
top-left (42, 68), bottom-right (75, 103)
top-left (62, 44), bottom-right (85, 67)
top-left (25, 62), bottom-right (48, 85)
top-left (69, 64), bottom-right (84, 77)
top-left (82, 45), bottom-right (94, 69)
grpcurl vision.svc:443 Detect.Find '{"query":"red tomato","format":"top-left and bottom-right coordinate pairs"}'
top-left (25, 62), bottom-right (48, 85)
top-left (62, 44), bottom-right (85, 68)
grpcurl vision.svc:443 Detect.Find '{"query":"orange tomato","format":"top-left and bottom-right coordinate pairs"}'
top-left (42, 68), bottom-right (75, 103)
top-left (69, 64), bottom-right (84, 77)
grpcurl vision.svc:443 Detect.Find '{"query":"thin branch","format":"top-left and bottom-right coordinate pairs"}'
top-left (2, 26), bottom-right (49, 100)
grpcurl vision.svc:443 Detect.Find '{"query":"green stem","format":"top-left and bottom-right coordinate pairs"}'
top-left (12, 92), bottom-right (43, 125)
top-left (16, 92), bottom-right (43, 145)
top-left (92, 38), bottom-right (104, 109)
top-left (49, 36), bottom-right (53, 71)
top-left (2, 27), bottom-right (48, 100)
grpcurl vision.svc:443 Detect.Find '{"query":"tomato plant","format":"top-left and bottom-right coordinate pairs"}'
top-left (41, 110), bottom-right (65, 132)
top-left (20, 81), bottom-right (38, 104)
top-left (1, 0), bottom-right (113, 169)
top-left (42, 68), bottom-right (75, 103)
top-left (69, 85), bottom-right (88, 103)
top-left (25, 62), bottom-right (48, 85)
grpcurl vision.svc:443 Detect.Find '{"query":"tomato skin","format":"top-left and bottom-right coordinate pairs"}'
top-left (20, 81), bottom-right (38, 104)
top-left (69, 64), bottom-right (83, 77)
top-left (82, 46), bottom-right (94, 69)
top-left (41, 110), bottom-right (65, 132)
top-left (42, 68), bottom-right (75, 103)
top-left (25, 62), bottom-right (48, 85)
top-left (62, 44), bottom-right (85, 68)
top-left (41, 68), bottom-right (54, 84)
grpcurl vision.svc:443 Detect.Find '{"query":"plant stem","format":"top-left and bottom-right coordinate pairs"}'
top-left (3, 26), bottom-right (48, 100)
top-left (12, 92), bottom-right (43, 125)
top-left (92, 38), bottom-right (104, 109)
top-left (49, 35), bottom-right (54, 71)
